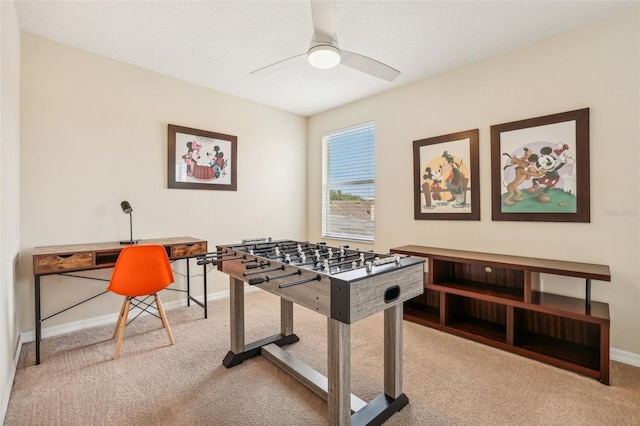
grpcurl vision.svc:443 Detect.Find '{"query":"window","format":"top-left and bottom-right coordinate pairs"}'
top-left (321, 122), bottom-right (375, 242)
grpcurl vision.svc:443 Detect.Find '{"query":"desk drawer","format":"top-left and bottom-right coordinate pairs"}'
top-left (172, 242), bottom-right (207, 258)
top-left (34, 252), bottom-right (94, 274)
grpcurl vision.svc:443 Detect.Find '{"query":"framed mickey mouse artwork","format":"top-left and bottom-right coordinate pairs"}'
top-left (413, 129), bottom-right (480, 221)
top-left (168, 124), bottom-right (237, 191)
top-left (490, 108), bottom-right (590, 222)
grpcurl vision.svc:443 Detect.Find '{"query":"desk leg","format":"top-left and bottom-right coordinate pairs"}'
top-left (186, 257), bottom-right (207, 319)
top-left (35, 275), bottom-right (41, 365)
top-left (186, 259), bottom-right (191, 307)
top-left (203, 259), bottom-right (207, 318)
top-left (328, 317), bottom-right (351, 425)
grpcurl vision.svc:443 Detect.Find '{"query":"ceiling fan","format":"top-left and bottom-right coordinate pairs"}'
top-left (250, 0), bottom-right (400, 82)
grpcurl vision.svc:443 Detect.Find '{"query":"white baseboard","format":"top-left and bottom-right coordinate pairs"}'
top-left (20, 289), bottom-right (238, 343)
top-left (611, 347), bottom-right (640, 368)
top-left (1, 333), bottom-right (22, 424)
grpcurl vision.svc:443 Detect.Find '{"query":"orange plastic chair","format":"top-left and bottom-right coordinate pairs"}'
top-left (107, 244), bottom-right (175, 359)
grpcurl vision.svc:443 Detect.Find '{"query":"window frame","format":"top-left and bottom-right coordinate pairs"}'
top-left (321, 121), bottom-right (376, 243)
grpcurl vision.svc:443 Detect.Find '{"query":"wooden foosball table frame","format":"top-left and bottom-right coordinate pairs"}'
top-left (205, 239), bottom-right (424, 426)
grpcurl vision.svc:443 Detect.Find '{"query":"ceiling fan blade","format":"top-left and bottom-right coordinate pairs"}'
top-left (311, 0), bottom-right (336, 42)
top-left (250, 53), bottom-right (307, 76)
top-left (340, 50), bottom-right (401, 82)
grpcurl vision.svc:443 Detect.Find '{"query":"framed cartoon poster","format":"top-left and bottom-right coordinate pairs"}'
top-left (413, 129), bottom-right (480, 220)
top-left (168, 124), bottom-right (237, 191)
top-left (490, 108), bottom-right (589, 222)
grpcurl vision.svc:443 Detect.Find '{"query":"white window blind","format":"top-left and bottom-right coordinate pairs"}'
top-left (321, 122), bottom-right (375, 242)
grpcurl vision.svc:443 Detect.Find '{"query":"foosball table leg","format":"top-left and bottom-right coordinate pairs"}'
top-left (230, 277), bottom-right (245, 355)
top-left (349, 304), bottom-right (409, 426)
top-left (223, 277), bottom-right (300, 368)
top-left (328, 317), bottom-right (351, 425)
top-left (281, 298), bottom-right (294, 336)
top-left (384, 304), bottom-right (403, 398)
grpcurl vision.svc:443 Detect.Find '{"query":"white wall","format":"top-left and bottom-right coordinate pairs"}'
top-left (17, 33), bottom-right (307, 333)
top-left (308, 10), bottom-right (640, 355)
top-left (1, 0), bottom-right (22, 421)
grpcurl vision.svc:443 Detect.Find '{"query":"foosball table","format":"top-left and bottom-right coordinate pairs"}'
top-left (200, 238), bottom-right (424, 426)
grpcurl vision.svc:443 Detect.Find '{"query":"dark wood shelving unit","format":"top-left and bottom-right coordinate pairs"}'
top-left (390, 245), bottom-right (611, 384)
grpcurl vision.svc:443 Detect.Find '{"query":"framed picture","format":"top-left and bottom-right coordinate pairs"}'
top-left (413, 129), bottom-right (480, 220)
top-left (490, 108), bottom-right (589, 222)
top-left (168, 124), bottom-right (237, 191)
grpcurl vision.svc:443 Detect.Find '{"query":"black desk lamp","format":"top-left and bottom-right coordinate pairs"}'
top-left (119, 201), bottom-right (139, 245)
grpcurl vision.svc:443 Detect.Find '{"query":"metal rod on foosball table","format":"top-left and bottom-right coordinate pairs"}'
top-left (196, 251), bottom-right (224, 265)
top-left (252, 242), bottom-right (298, 252)
top-left (243, 265), bottom-right (285, 276)
top-left (196, 256), bottom-right (218, 266)
top-left (290, 251), bottom-right (367, 270)
top-left (247, 270), bottom-right (302, 286)
top-left (278, 275), bottom-right (322, 289)
top-left (323, 255), bottom-right (377, 270)
top-left (246, 246), bottom-right (278, 255)
top-left (217, 252), bottom-right (247, 259)
top-left (244, 260), bottom-right (271, 269)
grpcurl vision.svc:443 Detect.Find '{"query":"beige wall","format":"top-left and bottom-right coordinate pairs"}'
top-left (1, 0), bottom-right (22, 419)
top-left (8, 6), bottom-right (640, 390)
top-left (308, 11), bottom-right (640, 355)
top-left (17, 33), bottom-right (307, 332)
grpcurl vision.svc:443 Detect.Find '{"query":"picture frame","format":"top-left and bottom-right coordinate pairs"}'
top-left (490, 108), bottom-right (589, 222)
top-left (168, 124), bottom-right (237, 191)
top-left (413, 129), bottom-right (480, 220)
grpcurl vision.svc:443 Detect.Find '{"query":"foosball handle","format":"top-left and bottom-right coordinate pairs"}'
top-left (248, 277), bottom-right (266, 285)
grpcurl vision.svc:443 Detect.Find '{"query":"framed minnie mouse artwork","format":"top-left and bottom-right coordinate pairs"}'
top-left (490, 108), bottom-right (590, 222)
top-left (168, 124), bottom-right (237, 191)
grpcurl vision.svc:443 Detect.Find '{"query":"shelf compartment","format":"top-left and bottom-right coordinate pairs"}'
top-left (409, 287), bottom-right (440, 311)
top-left (404, 304), bottom-right (439, 326)
top-left (445, 294), bottom-right (507, 343)
top-left (513, 308), bottom-right (601, 371)
top-left (432, 260), bottom-right (524, 288)
top-left (95, 250), bottom-right (120, 267)
top-left (529, 291), bottom-right (609, 323)
top-left (404, 288), bottom-right (440, 325)
top-left (429, 279), bottom-right (523, 301)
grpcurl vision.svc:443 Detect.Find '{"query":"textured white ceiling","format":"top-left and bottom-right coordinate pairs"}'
top-left (14, 0), bottom-right (639, 117)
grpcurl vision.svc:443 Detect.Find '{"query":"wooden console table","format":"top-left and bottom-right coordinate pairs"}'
top-left (390, 245), bottom-right (611, 384)
top-left (32, 236), bottom-right (208, 364)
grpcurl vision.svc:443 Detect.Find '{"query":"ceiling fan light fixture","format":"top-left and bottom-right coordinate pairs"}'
top-left (307, 44), bottom-right (341, 69)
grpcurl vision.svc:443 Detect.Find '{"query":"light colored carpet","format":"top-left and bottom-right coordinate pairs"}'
top-left (5, 289), bottom-right (640, 425)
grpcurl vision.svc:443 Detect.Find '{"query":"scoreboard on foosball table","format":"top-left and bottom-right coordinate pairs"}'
top-left (207, 238), bottom-right (424, 426)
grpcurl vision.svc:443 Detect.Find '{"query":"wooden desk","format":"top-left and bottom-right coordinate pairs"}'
top-left (32, 237), bottom-right (208, 364)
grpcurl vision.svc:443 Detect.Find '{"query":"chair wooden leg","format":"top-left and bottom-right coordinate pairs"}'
top-left (154, 294), bottom-right (175, 346)
top-left (112, 297), bottom-right (129, 340)
top-left (113, 298), bottom-right (131, 360)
